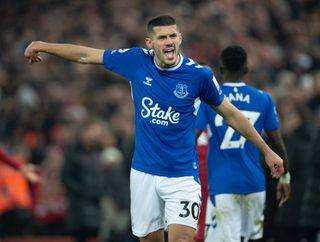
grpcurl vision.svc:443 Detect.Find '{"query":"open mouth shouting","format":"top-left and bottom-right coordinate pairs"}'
top-left (163, 47), bottom-right (176, 61)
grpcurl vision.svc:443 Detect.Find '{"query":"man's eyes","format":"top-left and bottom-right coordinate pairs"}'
top-left (158, 34), bottom-right (177, 40)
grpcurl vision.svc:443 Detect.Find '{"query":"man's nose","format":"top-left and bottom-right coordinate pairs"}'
top-left (165, 37), bottom-right (174, 45)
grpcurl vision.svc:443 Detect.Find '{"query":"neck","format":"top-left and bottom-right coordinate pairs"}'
top-left (223, 73), bottom-right (243, 83)
top-left (155, 55), bottom-right (180, 69)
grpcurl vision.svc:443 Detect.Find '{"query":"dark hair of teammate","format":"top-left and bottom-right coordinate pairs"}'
top-left (220, 45), bottom-right (248, 79)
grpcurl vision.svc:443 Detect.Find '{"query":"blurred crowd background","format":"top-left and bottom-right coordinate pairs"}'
top-left (0, 0), bottom-right (319, 241)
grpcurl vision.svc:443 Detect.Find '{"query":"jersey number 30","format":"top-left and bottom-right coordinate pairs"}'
top-left (214, 110), bottom-right (260, 150)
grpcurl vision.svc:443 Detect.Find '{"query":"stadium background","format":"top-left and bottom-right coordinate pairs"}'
top-left (0, 0), bottom-right (319, 241)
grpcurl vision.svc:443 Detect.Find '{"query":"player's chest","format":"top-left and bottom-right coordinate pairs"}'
top-left (132, 69), bottom-right (199, 105)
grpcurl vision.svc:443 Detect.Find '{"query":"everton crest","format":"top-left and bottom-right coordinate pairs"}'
top-left (174, 84), bottom-right (189, 99)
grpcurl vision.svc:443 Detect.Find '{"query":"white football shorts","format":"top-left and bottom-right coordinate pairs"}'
top-left (205, 191), bottom-right (266, 242)
top-left (130, 168), bottom-right (201, 237)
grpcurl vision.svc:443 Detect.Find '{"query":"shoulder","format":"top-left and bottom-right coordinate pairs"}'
top-left (107, 47), bottom-right (153, 58)
top-left (245, 85), bottom-right (269, 98)
top-left (181, 56), bottom-right (212, 76)
top-left (245, 86), bottom-right (276, 108)
top-left (103, 48), bottom-right (154, 71)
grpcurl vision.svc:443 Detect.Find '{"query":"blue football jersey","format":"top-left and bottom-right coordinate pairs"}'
top-left (195, 82), bottom-right (279, 194)
top-left (103, 48), bottom-right (224, 177)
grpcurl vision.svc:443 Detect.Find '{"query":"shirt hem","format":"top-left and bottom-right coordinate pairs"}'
top-left (210, 187), bottom-right (266, 195)
top-left (132, 165), bottom-right (198, 177)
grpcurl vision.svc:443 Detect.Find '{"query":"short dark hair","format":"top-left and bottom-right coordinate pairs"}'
top-left (147, 15), bottom-right (177, 36)
top-left (221, 46), bottom-right (247, 72)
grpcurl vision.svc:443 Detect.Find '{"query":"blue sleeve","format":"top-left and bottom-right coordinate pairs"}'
top-left (200, 69), bottom-right (224, 106)
top-left (264, 94), bottom-right (279, 132)
top-left (103, 47), bottom-right (146, 81)
top-left (195, 102), bottom-right (209, 132)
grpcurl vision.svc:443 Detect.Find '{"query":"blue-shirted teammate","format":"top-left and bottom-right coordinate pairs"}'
top-left (195, 46), bottom-right (290, 242)
top-left (25, 16), bottom-right (284, 242)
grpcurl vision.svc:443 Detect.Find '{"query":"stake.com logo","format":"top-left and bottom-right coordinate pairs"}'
top-left (141, 97), bottom-right (180, 126)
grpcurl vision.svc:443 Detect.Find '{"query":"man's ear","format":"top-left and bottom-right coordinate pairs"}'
top-left (178, 33), bottom-right (182, 45)
top-left (145, 38), bottom-right (153, 49)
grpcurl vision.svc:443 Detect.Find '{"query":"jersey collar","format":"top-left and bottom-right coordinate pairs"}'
top-left (154, 54), bottom-right (184, 71)
top-left (223, 82), bottom-right (246, 87)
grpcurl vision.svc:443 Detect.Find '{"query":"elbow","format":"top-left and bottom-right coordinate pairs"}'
top-left (77, 57), bottom-right (89, 64)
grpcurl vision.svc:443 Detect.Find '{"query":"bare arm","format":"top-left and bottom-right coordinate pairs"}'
top-left (210, 98), bottom-right (284, 178)
top-left (267, 130), bottom-right (289, 173)
top-left (24, 41), bottom-right (104, 64)
top-left (267, 129), bottom-right (291, 207)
